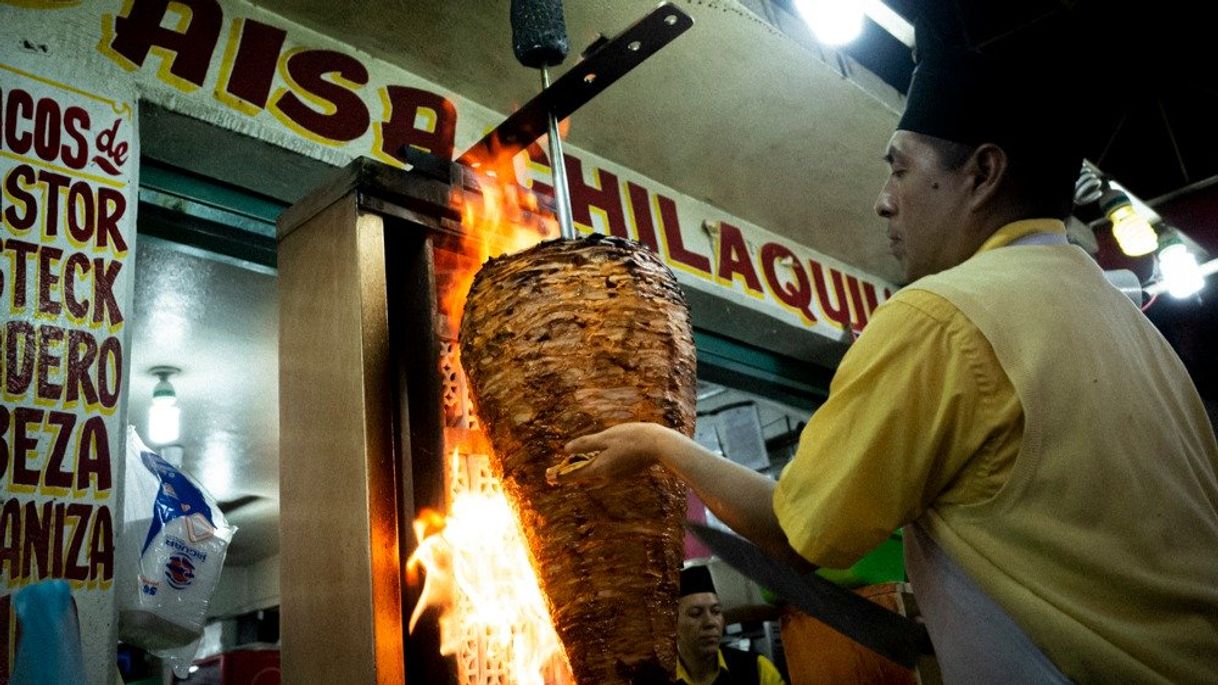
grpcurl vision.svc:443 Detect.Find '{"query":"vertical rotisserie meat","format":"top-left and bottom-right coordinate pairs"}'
top-left (459, 235), bottom-right (696, 684)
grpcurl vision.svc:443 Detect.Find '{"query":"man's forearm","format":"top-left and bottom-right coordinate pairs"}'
top-left (661, 438), bottom-right (814, 572)
top-left (562, 422), bottom-right (815, 570)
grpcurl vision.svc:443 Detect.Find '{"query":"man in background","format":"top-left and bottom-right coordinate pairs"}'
top-left (676, 565), bottom-right (786, 685)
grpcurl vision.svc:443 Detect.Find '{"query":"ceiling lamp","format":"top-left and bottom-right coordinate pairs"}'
top-left (1100, 189), bottom-right (1158, 257)
top-left (1157, 237), bottom-right (1205, 299)
top-left (794, 0), bottom-right (864, 46)
top-left (148, 366), bottom-right (181, 445)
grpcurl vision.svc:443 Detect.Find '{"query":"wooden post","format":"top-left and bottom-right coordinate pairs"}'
top-left (278, 190), bottom-right (406, 683)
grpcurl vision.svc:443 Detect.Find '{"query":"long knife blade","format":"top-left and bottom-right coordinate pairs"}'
top-left (687, 522), bottom-right (926, 667)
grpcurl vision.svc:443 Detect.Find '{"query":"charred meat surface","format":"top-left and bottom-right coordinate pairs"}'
top-left (460, 235), bottom-right (696, 685)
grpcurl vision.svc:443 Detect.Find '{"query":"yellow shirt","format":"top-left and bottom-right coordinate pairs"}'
top-left (675, 648), bottom-right (787, 685)
top-left (773, 220), bottom-right (1053, 568)
top-left (774, 218), bottom-right (1218, 682)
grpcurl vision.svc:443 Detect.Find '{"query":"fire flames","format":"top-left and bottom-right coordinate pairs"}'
top-left (406, 140), bottom-right (571, 684)
top-left (440, 140), bottom-right (559, 321)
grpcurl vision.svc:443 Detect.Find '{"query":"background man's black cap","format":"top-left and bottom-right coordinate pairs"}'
top-left (680, 565), bottom-right (716, 597)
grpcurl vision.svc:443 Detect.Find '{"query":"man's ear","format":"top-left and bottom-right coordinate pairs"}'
top-left (966, 143), bottom-right (1009, 208)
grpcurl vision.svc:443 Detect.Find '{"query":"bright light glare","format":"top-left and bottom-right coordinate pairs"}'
top-left (1159, 243), bottom-right (1205, 299)
top-left (1109, 204), bottom-right (1158, 257)
top-left (794, 0), bottom-right (864, 45)
top-left (148, 401), bottom-right (180, 444)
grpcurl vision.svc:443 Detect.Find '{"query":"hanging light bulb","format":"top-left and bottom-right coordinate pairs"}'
top-left (1157, 238), bottom-right (1205, 299)
top-left (1100, 189), bottom-right (1158, 257)
top-left (148, 366), bottom-right (181, 444)
top-left (793, 0), bottom-right (864, 45)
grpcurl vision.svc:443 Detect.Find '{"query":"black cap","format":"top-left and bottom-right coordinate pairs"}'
top-left (897, 18), bottom-right (1083, 212)
top-left (680, 565), bottom-right (717, 597)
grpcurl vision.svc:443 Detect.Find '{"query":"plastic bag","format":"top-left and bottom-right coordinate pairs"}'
top-left (118, 427), bottom-right (235, 668)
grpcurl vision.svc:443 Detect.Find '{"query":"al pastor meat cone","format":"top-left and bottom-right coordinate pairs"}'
top-left (459, 235), bottom-right (696, 684)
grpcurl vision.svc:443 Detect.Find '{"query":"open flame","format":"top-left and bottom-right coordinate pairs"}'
top-left (407, 451), bottom-right (571, 685)
top-left (407, 139), bottom-right (570, 684)
top-left (441, 140), bottom-right (559, 323)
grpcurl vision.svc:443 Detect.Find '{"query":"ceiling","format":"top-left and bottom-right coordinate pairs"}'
top-left (130, 0), bottom-right (1218, 568)
top-left (882, 0), bottom-right (1218, 205)
top-left (128, 240), bottom-right (280, 567)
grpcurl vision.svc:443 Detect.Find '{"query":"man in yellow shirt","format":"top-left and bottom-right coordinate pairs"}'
top-left (676, 565), bottom-right (786, 685)
top-left (560, 19), bottom-right (1218, 684)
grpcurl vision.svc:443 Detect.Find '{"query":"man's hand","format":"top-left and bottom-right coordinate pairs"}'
top-left (560, 421), bottom-right (807, 569)
top-left (559, 422), bottom-right (693, 481)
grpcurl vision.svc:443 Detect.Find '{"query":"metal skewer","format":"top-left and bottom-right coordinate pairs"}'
top-left (541, 67), bottom-right (576, 240)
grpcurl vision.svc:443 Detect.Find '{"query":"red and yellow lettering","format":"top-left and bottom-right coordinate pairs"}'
top-left (3, 89), bottom-right (33, 156)
top-left (4, 165), bottom-right (37, 232)
top-left (36, 325), bottom-right (65, 401)
top-left (97, 337), bottom-right (122, 409)
top-left (714, 222), bottom-right (763, 294)
top-left (271, 48), bottom-right (370, 145)
top-left (92, 258), bottom-right (124, 327)
top-left (42, 411), bottom-right (76, 491)
top-left (5, 321), bottom-right (36, 397)
top-left (216, 18), bottom-right (286, 113)
top-left (105, 0), bottom-right (223, 91)
top-left (64, 330), bottom-right (99, 407)
top-left (566, 157), bottom-right (627, 238)
top-left (846, 276), bottom-right (869, 330)
top-left (61, 107), bottom-right (90, 171)
top-left (89, 506), bottom-right (114, 582)
top-left (63, 253), bottom-right (91, 321)
top-left (36, 169), bottom-right (69, 238)
top-left (32, 98), bottom-right (61, 165)
top-left (625, 182), bottom-right (659, 251)
top-left (10, 407), bottom-right (42, 488)
top-left (37, 245), bottom-right (63, 316)
top-left (656, 194), bottom-right (711, 276)
top-left (63, 503), bottom-right (92, 582)
top-left (0, 406), bottom-right (8, 481)
top-left (375, 85), bottom-right (456, 162)
top-left (75, 416), bottom-right (111, 492)
top-left (809, 259), bottom-right (851, 330)
top-left (96, 186), bottom-right (129, 253)
top-left (0, 499), bottom-right (19, 580)
top-left (759, 242), bottom-right (817, 325)
top-left (20, 500), bottom-right (51, 580)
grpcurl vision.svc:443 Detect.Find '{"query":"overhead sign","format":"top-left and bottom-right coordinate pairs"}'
top-left (94, 0), bottom-right (893, 339)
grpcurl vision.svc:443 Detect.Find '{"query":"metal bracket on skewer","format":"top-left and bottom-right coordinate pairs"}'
top-left (455, 3), bottom-right (693, 237)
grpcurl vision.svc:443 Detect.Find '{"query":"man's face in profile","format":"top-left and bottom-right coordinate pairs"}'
top-left (875, 130), bottom-right (976, 283)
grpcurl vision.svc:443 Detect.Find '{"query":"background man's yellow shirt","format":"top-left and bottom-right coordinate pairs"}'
top-left (675, 649), bottom-right (787, 685)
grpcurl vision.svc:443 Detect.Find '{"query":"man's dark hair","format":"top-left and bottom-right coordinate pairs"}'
top-left (925, 136), bottom-right (1077, 220)
top-left (901, 19), bottom-right (1081, 221)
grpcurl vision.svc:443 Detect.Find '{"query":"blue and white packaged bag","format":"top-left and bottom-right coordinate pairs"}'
top-left (118, 427), bottom-right (235, 651)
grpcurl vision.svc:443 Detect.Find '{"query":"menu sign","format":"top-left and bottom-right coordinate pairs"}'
top-left (0, 61), bottom-right (137, 685)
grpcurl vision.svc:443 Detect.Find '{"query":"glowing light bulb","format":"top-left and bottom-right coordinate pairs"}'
top-left (793, 0), bottom-right (864, 45)
top-left (148, 367), bottom-right (181, 444)
top-left (1102, 192), bottom-right (1158, 257)
top-left (1158, 242), bottom-right (1205, 299)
